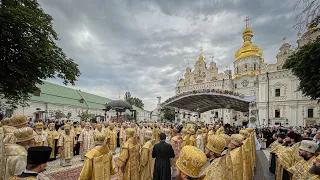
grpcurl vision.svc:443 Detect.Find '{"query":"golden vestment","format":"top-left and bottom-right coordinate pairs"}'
top-left (33, 131), bottom-right (48, 147)
top-left (58, 133), bottom-right (76, 162)
top-left (152, 128), bottom-right (160, 142)
top-left (196, 135), bottom-right (204, 151)
top-left (230, 147), bottom-right (243, 180)
top-left (171, 135), bottom-right (182, 171)
top-left (106, 128), bottom-right (117, 152)
top-left (189, 135), bottom-right (197, 147)
top-left (140, 140), bottom-right (155, 180)
top-left (203, 152), bottom-right (232, 180)
top-left (78, 129), bottom-right (95, 159)
top-left (242, 138), bottom-right (253, 180)
top-left (78, 145), bottom-right (116, 180)
top-left (181, 135), bottom-right (190, 148)
top-left (276, 142), bottom-right (302, 180)
top-left (8, 173), bottom-right (50, 180)
top-left (3, 126), bottom-right (17, 144)
top-left (289, 156), bottom-right (320, 180)
top-left (116, 137), bottom-right (140, 180)
top-left (4, 144), bottom-right (27, 180)
top-left (137, 128), bottom-right (145, 146)
top-left (249, 133), bottom-right (256, 168)
top-left (120, 127), bottom-right (127, 148)
top-left (202, 133), bottom-right (207, 147)
top-left (93, 129), bottom-right (106, 145)
top-left (46, 129), bottom-right (59, 159)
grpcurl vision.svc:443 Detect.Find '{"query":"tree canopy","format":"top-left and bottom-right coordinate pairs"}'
top-left (0, 0), bottom-right (81, 106)
top-left (124, 92), bottom-right (144, 109)
top-left (161, 107), bottom-right (175, 122)
top-left (283, 36), bottom-right (320, 101)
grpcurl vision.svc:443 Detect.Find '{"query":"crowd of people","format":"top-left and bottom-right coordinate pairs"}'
top-left (1, 114), bottom-right (320, 180)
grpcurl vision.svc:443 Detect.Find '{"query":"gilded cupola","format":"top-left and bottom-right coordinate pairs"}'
top-left (234, 26), bottom-right (264, 62)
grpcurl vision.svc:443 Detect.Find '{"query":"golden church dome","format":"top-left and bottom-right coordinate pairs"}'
top-left (235, 27), bottom-right (263, 61)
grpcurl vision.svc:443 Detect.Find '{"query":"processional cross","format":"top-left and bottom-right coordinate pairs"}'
top-left (244, 16), bottom-right (251, 27)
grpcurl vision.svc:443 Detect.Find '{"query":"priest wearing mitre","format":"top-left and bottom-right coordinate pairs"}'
top-left (58, 124), bottom-right (77, 167)
top-left (229, 134), bottom-right (244, 180)
top-left (78, 122), bottom-right (95, 161)
top-left (33, 122), bottom-right (48, 147)
top-left (105, 123), bottom-right (117, 155)
top-left (46, 123), bottom-right (59, 160)
top-left (78, 136), bottom-right (116, 180)
top-left (140, 130), bottom-right (155, 180)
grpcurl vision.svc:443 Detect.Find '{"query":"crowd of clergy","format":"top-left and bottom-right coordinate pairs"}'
top-left (2, 114), bottom-right (320, 180)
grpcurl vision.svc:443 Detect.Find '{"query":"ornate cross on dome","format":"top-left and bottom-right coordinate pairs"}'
top-left (244, 16), bottom-right (251, 27)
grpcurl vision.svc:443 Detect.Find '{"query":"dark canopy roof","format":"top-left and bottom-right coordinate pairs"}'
top-left (161, 92), bottom-right (255, 113)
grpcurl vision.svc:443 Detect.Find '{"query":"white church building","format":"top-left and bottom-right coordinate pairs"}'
top-left (174, 24), bottom-right (320, 127)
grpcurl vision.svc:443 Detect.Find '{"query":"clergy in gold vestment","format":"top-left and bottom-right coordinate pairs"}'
top-left (78, 139), bottom-right (116, 180)
top-left (94, 124), bottom-right (106, 146)
top-left (116, 128), bottom-right (140, 180)
top-left (171, 128), bottom-right (182, 173)
top-left (58, 124), bottom-right (76, 167)
top-left (106, 123), bottom-right (117, 155)
top-left (119, 124), bottom-right (128, 148)
top-left (140, 131), bottom-right (155, 180)
top-left (181, 131), bottom-right (190, 148)
top-left (33, 122), bottom-right (48, 147)
top-left (78, 122), bottom-right (95, 160)
top-left (152, 124), bottom-right (160, 142)
top-left (46, 123), bottom-right (59, 160)
top-left (288, 140), bottom-right (319, 180)
top-left (230, 134), bottom-right (244, 180)
top-left (4, 127), bottom-right (34, 180)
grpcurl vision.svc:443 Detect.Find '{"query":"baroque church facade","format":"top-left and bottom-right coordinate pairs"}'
top-left (175, 24), bottom-right (320, 127)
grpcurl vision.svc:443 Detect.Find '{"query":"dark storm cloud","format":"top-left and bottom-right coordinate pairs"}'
top-left (39, 0), bottom-right (300, 110)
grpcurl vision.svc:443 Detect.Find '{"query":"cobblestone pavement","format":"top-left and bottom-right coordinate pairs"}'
top-left (44, 148), bottom-right (273, 180)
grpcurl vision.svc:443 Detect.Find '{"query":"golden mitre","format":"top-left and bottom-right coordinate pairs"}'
top-left (109, 123), bottom-right (114, 128)
top-left (66, 121), bottom-right (72, 126)
top-left (34, 122), bottom-right (44, 129)
top-left (246, 127), bottom-right (254, 133)
top-left (153, 123), bottom-right (157, 127)
top-left (176, 146), bottom-right (207, 178)
top-left (239, 129), bottom-right (250, 138)
top-left (96, 124), bottom-right (102, 128)
top-left (219, 134), bottom-right (231, 145)
top-left (10, 114), bottom-right (28, 128)
top-left (206, 135), bottom-right (226, 154)
top-left (14, 127), bottom-right (34, 142)
top-left (125, 128), bottom-right (135, 137)
top-left (64, 124), bottom-right (71, 129)
top-left (103, 121), bottom-right (108, 126)
top-left (80, 121), bottom-right (86, 126)
top-left (196, 129), bottom-right (203, 134)
top-left (181, 128), bottom-right (187, 134)
top-left (49, 123), bottom-right (55, 127)
top-left (1, 117), bottom-right (12, 126)
top-left (230, 134), bottom-right (244, 146)
top-left (130, 123), bottom-right (135, 128)
top-left (201, 128), bottom-right (207, 133)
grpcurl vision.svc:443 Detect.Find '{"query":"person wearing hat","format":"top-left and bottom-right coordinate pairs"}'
top-left (93, 124), bottom-right (106, 146)
top-left (189, 129), bottom-right (197, 147)
top-left (4, 127), bottom-right (35, 180)
top-left (140, 129), bottom-right (155, 180)
top-left (229, 134), bottom-right (244, 180)
top-left (287, 140), bottom-right (319, 179)
top-left (175, 146), bottom-right (207, 180)
top-left (201, 128), bottom-right (207, 147)
top-left (78, 136), bottom-right (116, 180)
top-left (46, 123), bottom-right (59, 160)
top-left (116, 128), bottom-right (140, 180)
top-left (182, 130), bottom-right (191, 148)
top-left (105, 123), bottom-right (117, 155)
top-left (8, 146), bottom-right (52, 180)
top-left (78, 122), bottom-right (95, 161)
top-left (137, 123), bottom-right (145, 146)
top-left (119, 124), bottom-right (128, 148)
top-left (269, 133), bottom-right (285, 174)
top-left (276, 131), bottom-right (302, 180)
top-left (152, 132), bottom-right (175, 180)
top-left (152, 123), bottom-right (160, 142)
top-left (33, 122), bottom-right (48, 147)
top-left (171, 127), bottom-right (182, 178)
top-left (202, 135), bottom-right (226, 170)
top-left (10, 115), bottom-right (29, 128)
top-left (58, 124), bottom-right (76, 167)
top-left (196, 129), bottom-right (204, 151)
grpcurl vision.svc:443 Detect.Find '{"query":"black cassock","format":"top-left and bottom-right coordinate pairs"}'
top-left (152, 140), bottom-right (175, 180)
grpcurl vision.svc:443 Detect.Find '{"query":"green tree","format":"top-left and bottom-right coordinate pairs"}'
top-left (283, 36), bottom-right (320, 101)
top-left (54, 110), bottom-right (66, 119)
top-left (124, 92), bottom-right (131, 101)
top-left (78, 110), bottom-right (95, 121)
top-left (161, 107), bottom-right (175, 122)
top-left (124, 92), bottom-right (144, 109)
top-left (0, 0), bottom-right (81, 106)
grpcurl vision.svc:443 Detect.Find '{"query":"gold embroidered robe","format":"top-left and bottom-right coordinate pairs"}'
top-left (106, 128), bottom-right (117, 151)
top-left (230, 147), bottom-right (243, 180)
top-left (4, 144), bottom-right (27, 180)
top-left (171, 135), bottom-right (182, 171)
top-left (181, 135), bottom-right (190, 148)
top-left (47, 129), bottom-right (59, 159)
top-left (78, 129), bottom-right (95, 158)
top-left (116, 137), bottom-right (140, 180)
top-left (140, 140), bottom-right (155, 180)
top-left (3, 126), bottom-right (17, 144)
top-left (203, 152), bottom-right (232, 180)
top-left (58, 133), bottom-right (76, 161)
top-left (78, 145), bottom-right (116, 180)
top-left (120, 127), bottom-right (127, 148)
top-left (242, 138), bottom-right (252, 180)
top-left (189, 135), bottom-right (197, 147)
top-left (33, 131), bottom-right (48, 147)
top-left (289, 156), bottom-right (320, 180)
top-left (152, 128), bottom-right (160, 142)
top-left (137, 128), bottom-right (145, 146)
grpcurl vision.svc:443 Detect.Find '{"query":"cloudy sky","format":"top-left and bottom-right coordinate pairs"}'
top-left (38, 0), bottom-right (303, 111)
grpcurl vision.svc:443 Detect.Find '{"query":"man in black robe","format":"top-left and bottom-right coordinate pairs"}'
top-left (152, 132), bottom-right (175, 180)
